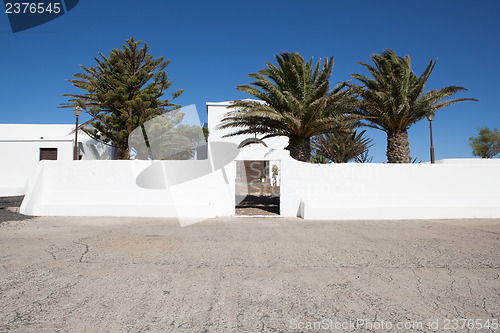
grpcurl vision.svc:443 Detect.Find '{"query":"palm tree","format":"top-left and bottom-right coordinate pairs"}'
top-left (312, 127), bottom-right (372, 163)
top-left (310, 151), bottom-right (330, 164)
top-left (217, 52), bottom-right (356, 162)
top-left (355, 150), bottom-right (373, 163)
top-left (350, 49), bottom-right (478, 163)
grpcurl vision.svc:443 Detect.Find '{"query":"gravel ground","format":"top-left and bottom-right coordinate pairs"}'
top-left (235, 185), bottom-right (280, 216)
top-left (0, 196), bottom-right (32, 224)
top-left (1, 216), bottom-right (499, 332)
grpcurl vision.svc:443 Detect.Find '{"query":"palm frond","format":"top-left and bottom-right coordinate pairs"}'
top-left (218, 52), bottom-right (356, 147)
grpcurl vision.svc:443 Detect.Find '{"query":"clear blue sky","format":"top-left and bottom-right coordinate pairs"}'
top-left (1, 0), bottom-right (498, 162)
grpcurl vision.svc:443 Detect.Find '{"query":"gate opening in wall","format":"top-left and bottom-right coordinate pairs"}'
top-left (235, 160), bottom-right (280, 216)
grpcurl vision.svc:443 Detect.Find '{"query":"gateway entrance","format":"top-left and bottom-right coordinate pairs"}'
top-left (235, 160), bottom-right (280, 216)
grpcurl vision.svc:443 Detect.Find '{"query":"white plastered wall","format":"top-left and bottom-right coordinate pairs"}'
top-left (19, 155), bottom-right (500, 220)
top-left (280, 158), bottom-right (500, 219)
top-left (20, 159), bottom-right (237, 219)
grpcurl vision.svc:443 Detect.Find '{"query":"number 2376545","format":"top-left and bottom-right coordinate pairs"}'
top-left (5, 2), bottom-right (62, 14)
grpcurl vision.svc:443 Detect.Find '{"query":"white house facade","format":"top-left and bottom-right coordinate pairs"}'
top-left (0, 124), bottom-right (114, 196)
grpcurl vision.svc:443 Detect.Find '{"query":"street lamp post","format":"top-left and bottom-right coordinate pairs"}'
top-left (426, 112), bottom-right (435, 164)
top-left (73, 106), bottom-right (83, 160)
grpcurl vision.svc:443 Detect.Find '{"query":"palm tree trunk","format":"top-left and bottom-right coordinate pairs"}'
top-left (287, 137), bottom-right (311, 162)
top-left (386, 131), bottom-right (410, 163)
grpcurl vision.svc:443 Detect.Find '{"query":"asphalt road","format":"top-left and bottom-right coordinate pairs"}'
top-left (1, 216), bottom-right (499, 332)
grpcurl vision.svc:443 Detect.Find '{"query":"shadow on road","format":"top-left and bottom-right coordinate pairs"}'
top-left (0, 196), bottom-right (32, 223)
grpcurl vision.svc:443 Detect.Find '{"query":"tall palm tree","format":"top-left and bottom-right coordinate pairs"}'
top-left (350, 49), bottom-right (478, 163)
top-left (217, 52), bottom-right (356, 162)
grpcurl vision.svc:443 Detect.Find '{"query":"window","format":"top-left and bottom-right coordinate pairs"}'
top-left (39, 148), bottom-right (58, 161)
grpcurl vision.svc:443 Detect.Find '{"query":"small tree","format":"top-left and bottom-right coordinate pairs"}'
top-left (202, 127), bottom-right (209, 142)
top-left (128, 110), bottom-right (205, 160)
top-left (310, 151), bottom-right (330, 164)
top-left (272, 165), bottom-right (279, 177)
top-left (355, 150), bottom-right (373, 163)
top-left (312, 127), bottom-right (372, 163)
top-left (60, 38), bottom-right (182, 159)
top-left (469, 127), bottom-right (500, 158)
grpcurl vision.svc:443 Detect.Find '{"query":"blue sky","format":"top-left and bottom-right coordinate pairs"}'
top-left (1, 0), bottom-right (498, 162)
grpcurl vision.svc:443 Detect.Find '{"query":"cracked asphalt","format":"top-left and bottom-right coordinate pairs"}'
top-left (0, 216), bottom-right (499, 332)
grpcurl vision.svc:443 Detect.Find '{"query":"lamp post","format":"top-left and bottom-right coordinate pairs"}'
top-left (426, 112), bottom-right (435, 164)
top-left (73, 106), bottom-right (83, 160)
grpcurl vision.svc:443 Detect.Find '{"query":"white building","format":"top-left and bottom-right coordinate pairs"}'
top-left (206, 100), bottom-right (288, 150)
top-left (206, 101), bottom-right (291, 186)
top-left (0, 124), bottom-right (114, 196)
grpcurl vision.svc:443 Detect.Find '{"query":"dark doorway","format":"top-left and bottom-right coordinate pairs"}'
top-left (235, 160), bottom-right (280, 216)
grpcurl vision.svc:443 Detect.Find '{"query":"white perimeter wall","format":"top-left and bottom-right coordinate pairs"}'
top-left (280, 159), bottom-right (500, 219)
top-left (19, 157), bottom-right (500, 221)
top-left (20, 160), bottom-right (237, 222)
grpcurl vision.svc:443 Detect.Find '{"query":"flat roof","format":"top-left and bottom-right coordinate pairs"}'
top-left (206, 101), bottom-right (232, 106)
top-left (0, 124), bottom-right (76, 141)
top-left (205, 99), bottom-right (262, 107)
